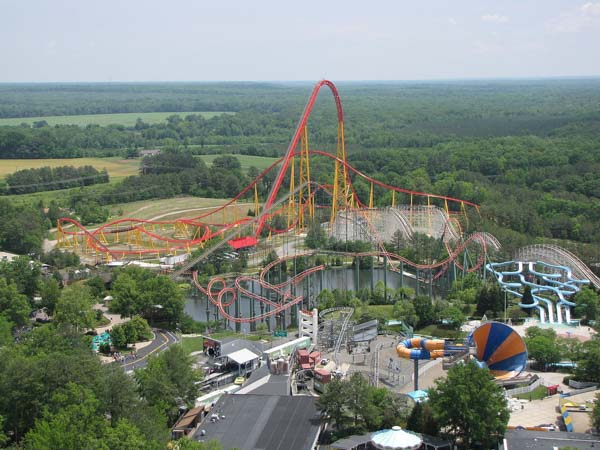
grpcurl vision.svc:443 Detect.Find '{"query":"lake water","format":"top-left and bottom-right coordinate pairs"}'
top-left (185, 266), bottom-right (445, 333)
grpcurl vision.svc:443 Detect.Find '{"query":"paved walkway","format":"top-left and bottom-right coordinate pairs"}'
top-left (93, 305), bottom-right (180, 371)
top-left (93, 303), bottom-right (130, 334)
top-left (508, 389), bottom-right (596, 431)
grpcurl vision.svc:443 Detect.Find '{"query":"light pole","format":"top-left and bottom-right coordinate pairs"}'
top-left (151, 304), bottom-right (163, 327)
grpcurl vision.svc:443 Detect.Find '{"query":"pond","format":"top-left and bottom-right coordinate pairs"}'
top-left (185, 266), bottom-right (446, 333)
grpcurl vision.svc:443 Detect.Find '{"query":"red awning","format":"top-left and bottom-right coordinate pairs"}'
top-left (228, 236), bottom-right (258, 250)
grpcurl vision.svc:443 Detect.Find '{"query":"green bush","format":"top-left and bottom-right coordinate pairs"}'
top-left (179, 313), bottom-right (207, 334)
top-left (110, 316), bottom-right (153, 349)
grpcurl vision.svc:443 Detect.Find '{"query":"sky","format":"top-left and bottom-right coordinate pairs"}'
top-left (1, 0), bottom-right (600, 82)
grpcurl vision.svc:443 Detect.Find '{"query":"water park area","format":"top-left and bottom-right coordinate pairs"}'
top-left (91, 331), bottom-right (111, 352)
top-left (486, 260), bottom-right (592, 324)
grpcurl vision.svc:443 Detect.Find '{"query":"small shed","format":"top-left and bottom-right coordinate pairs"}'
top-left (227, 348), bottom-right (260, 375)
top-left (171, 406), bottom-right (206, 439)
top-left (406, 390), bottom-right (429, 404)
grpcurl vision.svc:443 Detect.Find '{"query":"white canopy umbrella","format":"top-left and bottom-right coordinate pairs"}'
top-left (370, 426), bottom-right (423, 450)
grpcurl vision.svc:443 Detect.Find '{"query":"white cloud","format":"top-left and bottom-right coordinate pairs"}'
top-left (447, 17), bottom-right (457, 26)
top-left (549, 3), bottom-right (600, 32)
top-left (581, 2), bottom-right (600, 16)
top-left (481, 14), bottom-right (509, 24)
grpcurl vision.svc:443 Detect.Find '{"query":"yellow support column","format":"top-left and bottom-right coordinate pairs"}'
top-left (298, 126), bottom-right (313, 229)
top-left (254, 183), bottom-right (260, 217)
top-left (427, 196), bottom-right (432, 234)
top-left (369, 182), bottom-right (374, 209)
top-left (392, 191), bottom-right (396, 208)
top-left (288, 157), bottom-right (295, 228)
top-left (461, 202), bottom-right (470, 228)
top-left (410, 194), bottom-right (414, 226)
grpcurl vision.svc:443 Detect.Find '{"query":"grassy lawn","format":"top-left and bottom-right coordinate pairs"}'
top-left (415, 324), bottom-right (467, 339)
top-left (0, 157), bottom-right (140, 179)
top-left (104, 196), bottom-right (251, 222)
top-left (181, 336), bottom-right (205, 355)
top-left (0, 111), bottom-right (231, 127)
top-left (195, 154), bottom-right (278, 171)
top-left (353, 304), bottom-right (394, 321)
top-left (514, 385), bottom-right (548, 400)
top-left (181, 332), bottom-right (269, 354)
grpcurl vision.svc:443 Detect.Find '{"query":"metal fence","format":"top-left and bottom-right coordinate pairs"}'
top-left (505, 376), bottom-right (542, 397)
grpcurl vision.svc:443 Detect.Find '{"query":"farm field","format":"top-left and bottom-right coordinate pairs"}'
top-left (195, 154), bottom-right (278, 171)
top-left (0, 155), bottom-right (277, 180)
top-left (0, 111), bottom-right (231, 127)
top-left (0, 157), bottom-right (140, 179)
top-left (105, 196), bottom-right (250, 221)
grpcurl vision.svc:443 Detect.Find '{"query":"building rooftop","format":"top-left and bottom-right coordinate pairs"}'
top-left (227, 348), bottom-right (259, 365)
top-left (236, 365), bottom-right (290, 396)
top-left (0, 251), bottom-right (20, 262)
top-left (504, 429), bottom-right (600, 449)
top-left (229, 236), bottom-right (258, 250)
top-left (193, 394), bottom-right (321, 450)
top-left (219, 338), bottom-right (264, 358)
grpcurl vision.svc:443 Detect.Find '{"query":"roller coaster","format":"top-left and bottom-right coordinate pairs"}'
top-left (54, 80), bottom-right (597, 326)
top-left (56, 80), bottom-right (485, 264)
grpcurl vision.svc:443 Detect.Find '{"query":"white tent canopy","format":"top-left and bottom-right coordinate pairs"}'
top-left (227, 348), bottom-right (259, 365)
top-left (371, 426), bottom-right (422, 450)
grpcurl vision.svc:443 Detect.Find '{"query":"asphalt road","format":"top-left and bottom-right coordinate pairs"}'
top-left (118, 328), bottom-right (179, 373)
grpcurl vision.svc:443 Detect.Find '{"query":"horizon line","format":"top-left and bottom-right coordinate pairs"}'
top-left (1, 75), bottom-right (600, 85)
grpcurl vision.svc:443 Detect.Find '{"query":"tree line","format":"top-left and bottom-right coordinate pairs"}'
top-left (1, 81), bottom-right (600, 273)
top-left (2, 165), bottom-right (108, 195)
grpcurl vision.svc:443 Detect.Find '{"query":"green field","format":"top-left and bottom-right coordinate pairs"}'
top-left (0, 111), bottom-right (231, 127)
top-left (415, 324), bottom-right (467, 339)
top-left (195, 154), bottom-right (279, 171)
top-left (514, 385), bottom-right (548, 400)
top-left (0, 155), bottom-right (277, 181)
top-left (0, 157), bottom-right (140, 179)
top-left (181, 336), bottom-right (205, 355)
top-left (105, 196), bottom-right (244, 221)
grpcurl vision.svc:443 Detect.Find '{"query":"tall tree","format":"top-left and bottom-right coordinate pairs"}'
top-left (593, 393), bottom-right (600, 432)
top-left (406, 402), bottom-right (438, 437)
top-left (428, 360), bottom-right (509, 449)
top-left (142, 276), bottom-right (185, 327)
top-left (23, 384), bottom-right (106, 450)
top-left (135, 345), bottom-right (200, 425)
top-left (393, 299), bottom-right (418, 327)
top-left (574, 287), bottom-right (599, 322)
top-left (110, 273), bottom-right (141, 318)
top-left (346, 372), bottom-right (370, 428)
top-left (525, 335), bottom-right (561, 369)
top-left (39, 278), bottom-right (61, 313)
top-left (0, 278), bottom-right (31, 327)
top-left (315, 377), bottom-right (347, 430)
top-left (575, 339), bottom-right (600, 383)
top-left (0, 256), bottom-right (41, 298)
top-left (54, 285), bottom-right (96, 331)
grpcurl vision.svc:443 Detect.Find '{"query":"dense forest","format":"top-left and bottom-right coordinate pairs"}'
top-left (0, 80), bottom-right (599, 272)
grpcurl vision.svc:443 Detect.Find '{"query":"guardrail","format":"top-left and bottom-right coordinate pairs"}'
top-left (568, 379), bottom-right (599, 389)
top-left (560, 385), bottom-right (598, 397)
